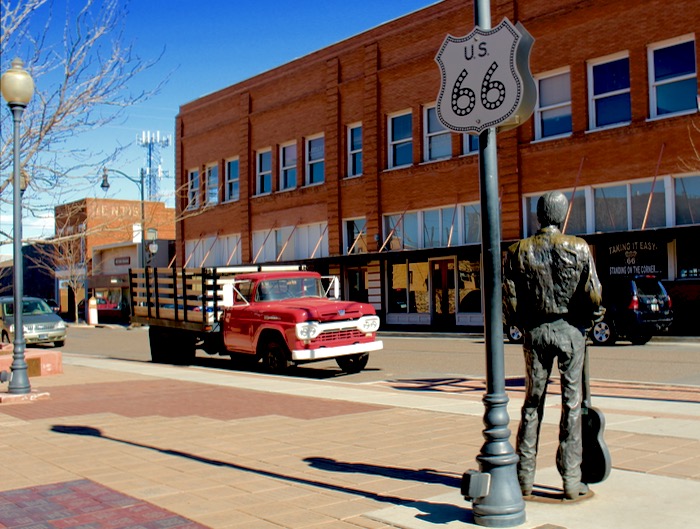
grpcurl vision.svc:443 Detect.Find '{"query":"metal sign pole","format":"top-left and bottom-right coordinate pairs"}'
top-left (470, 1), bottom-right (526, 526)
top-left (434, 1), bottom-right (535, 522)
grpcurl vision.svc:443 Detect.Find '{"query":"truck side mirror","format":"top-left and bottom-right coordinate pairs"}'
top-left (222, 283), bottom-right (234, 307)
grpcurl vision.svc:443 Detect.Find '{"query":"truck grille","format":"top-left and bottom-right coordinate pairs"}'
top-left (315, 329), bottom-right (365, 343)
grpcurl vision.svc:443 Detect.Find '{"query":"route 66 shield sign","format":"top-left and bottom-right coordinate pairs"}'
top-left (435, 18), bottom-right (536, 134)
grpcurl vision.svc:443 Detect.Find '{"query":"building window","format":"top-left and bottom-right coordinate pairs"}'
top-left (424, 106), bottom-right (451, 161)
top-left (275, 226), bottom-right (294, 261)
top-left (462, 134), bottom-right (479, 155)
top-left (219, 234), bottom-right (242, 265)
top-left (388, 111), bottom-right (413, 168)
top-left (344, 218), bottom-right (367, 254)
top-left (387, 261), bottom-right (429, 314)
top-left (280, 142), bottom-right (297, 190)
top-left (204, 163), bottom-right (219, 206)
top-left (186, 169), bottom-right (199, 210)
top-left (630, 180), bottom-right (666, 229)
top-left (463, 203), bottom-right (481, 243)
top-left (422, 206), bottom-right (461, 248)
top-left (294, 222), bottom-right (328, 259)
top-left (594, 180), bottom-right (667, 233)
top-left (383, 205), bottom-right (479, 250)
top-left (649, 35), bottom-right (698, 118)
top-left (256, 149), bottom-right (272, 195)
top-left (253, 223), bottom-right (328, 263)
top-left (347, 124), bottom-right (362, 177)
top-left (384, 212), bottom-right (418, 250)
top-left (535, 69), bottom-right (572, 140)
top-left (306, 135), bottom-right (325, 185)
top-left (675, 174), bottom-right (700, 226)
top-left (588, 54), bottom-right (631, 129)
top-left (225, 158), bottom-right (240, 202)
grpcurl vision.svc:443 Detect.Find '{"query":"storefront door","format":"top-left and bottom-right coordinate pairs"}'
top-left (431, 258), bottom-right (456, 328)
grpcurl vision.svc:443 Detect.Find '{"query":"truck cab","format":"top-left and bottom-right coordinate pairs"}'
top-left (222, 271), bottom-right (382, 372)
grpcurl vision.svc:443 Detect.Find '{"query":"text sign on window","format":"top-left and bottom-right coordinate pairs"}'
top-left (435, 18), bottom-right (536, 134)
top-left (114, 257), bottom-right (130, 266)
top-left (600, 238), bottom-right (667, 279)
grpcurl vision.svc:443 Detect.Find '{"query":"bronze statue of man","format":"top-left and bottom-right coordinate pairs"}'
top-left (503, 191), bottom-right (604, 500)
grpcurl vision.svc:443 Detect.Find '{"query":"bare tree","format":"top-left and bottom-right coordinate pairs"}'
top-left (1, 0), bottom-right (166, 247)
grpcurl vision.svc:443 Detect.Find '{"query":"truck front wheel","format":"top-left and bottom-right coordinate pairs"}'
top-left (336, 353), bottom-right (369, 374)
top-left (261, 338), bottom-right (291, 373)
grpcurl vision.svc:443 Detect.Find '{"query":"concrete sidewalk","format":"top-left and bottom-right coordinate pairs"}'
top-left (0, 353), bottom-right (698, 529)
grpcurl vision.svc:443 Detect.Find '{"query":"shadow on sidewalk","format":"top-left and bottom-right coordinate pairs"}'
top-left (304, 457), bottom-right (461, 487)
top-left (51, 425), bottom-right (473, 525)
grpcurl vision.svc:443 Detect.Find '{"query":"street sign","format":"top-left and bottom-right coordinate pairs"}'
top-left (435, 18), bottom-right (536, 134)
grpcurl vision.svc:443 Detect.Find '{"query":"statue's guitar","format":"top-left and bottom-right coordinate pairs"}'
top-left (581, 345), bottom-right (612, 484)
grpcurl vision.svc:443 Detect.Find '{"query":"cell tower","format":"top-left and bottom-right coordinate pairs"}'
top-left (138, 130), bottom-right (171, 201)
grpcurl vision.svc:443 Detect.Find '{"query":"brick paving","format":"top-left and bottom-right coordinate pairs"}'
top-left (0, 480), bottom-right (206, 529)
top-left (0, 356), bottom-right (698, 528)
top-left (0, 379), bottom-right (384, 421)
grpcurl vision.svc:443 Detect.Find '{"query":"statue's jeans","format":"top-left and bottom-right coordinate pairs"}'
top-left (516, 319), bottom-right (585, 492)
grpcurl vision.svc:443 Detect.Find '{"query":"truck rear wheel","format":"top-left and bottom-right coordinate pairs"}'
top-left (261, 338), bottom-right (291, 373)
top-left (171, 331), bottom-right (197, 365)
top-left (149, 327), bottom-right (196, 364)
top-left (149, 326), bottom-right (169, 363)
top-left (336, 353), bottom-right (369, 374)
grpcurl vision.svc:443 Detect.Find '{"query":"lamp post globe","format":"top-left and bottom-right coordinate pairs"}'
top-left (1, 58), bottom-right (34, 394)
top-left (1, 58), bottom-right (34, 106)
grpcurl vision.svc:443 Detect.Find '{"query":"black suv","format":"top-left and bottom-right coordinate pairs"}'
top-left (590, 276), bottom-right (673, 345)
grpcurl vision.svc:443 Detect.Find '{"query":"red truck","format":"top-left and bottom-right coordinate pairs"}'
top-left (129, 266), bottom-right (382, 373)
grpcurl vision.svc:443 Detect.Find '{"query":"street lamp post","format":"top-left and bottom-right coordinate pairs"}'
top-left (101, 167), bottom-right (147, 269)
top-left (1, 58), bottom-right (35, 394)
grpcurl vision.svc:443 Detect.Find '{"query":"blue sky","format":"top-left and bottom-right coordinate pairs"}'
top-left (78, 0), bottom-right (441, 198)
top-left (9, 0), bottom-right (442, 240)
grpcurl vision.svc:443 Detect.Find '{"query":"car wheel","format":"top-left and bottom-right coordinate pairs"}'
top-left (262, 339), bottom-right (291, 373)
top-left (630, 333), bottom-right (652, 345)
top-left (507, 325), bottom-right (523, 344)
top-left (336, 353), bottom-right (369, 374)
top-left (54, 340), bottom-right (65, 348)
top-left (590, 320), bottom-right (616, 346)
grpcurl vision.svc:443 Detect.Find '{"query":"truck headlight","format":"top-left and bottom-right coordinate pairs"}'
top-left (296, 321), bottom-right (321, 341)
top-left (359, 315), bottom-right (380, 333)
top-left (56, 320), bottom-right (66, 330)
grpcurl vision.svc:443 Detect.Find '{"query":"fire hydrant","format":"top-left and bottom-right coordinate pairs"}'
top-left (87, 296), bottom-right (99, 325)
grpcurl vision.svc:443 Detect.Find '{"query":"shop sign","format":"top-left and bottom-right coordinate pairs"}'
top-left (604, 239), bottom-right (667, 278)
top-left (114, 256), bottom-right (130, 266)
top-left (435, 18), bottom-right (536, 134)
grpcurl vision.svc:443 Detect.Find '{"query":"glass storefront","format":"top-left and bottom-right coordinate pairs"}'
top-left (385, 255), bottom-right (481, 326)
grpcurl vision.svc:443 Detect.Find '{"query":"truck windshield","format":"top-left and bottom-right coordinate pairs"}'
top-left (257, 277), bottom-right (323, 301)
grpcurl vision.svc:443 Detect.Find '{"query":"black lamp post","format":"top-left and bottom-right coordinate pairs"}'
top-left (101, 167), bottom-right (147, 268)
top-left (1, 58), bottom-right (35, 394)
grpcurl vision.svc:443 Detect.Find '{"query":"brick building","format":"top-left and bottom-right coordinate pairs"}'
top-left (175, 0), bottom-right (700, 333)
top-left (54, 198), bottom-right (175, 317)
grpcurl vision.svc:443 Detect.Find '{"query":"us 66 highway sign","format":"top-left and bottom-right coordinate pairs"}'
top-left (435, 18), bottom-right (536, 134)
